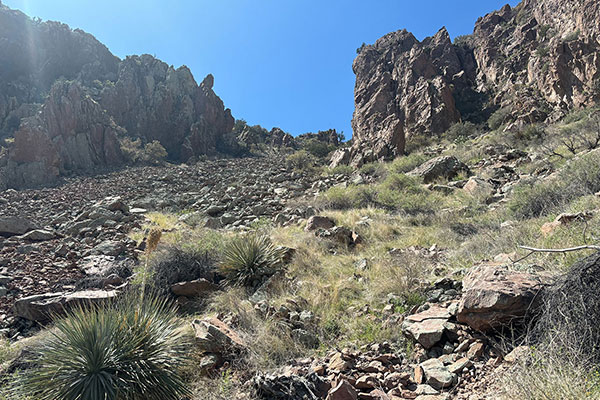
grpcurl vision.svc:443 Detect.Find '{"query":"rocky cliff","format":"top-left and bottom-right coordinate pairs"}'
top-left (340, 0), bottom-right (600, 167)
top-left (0, 2), bottom-right (233, 189)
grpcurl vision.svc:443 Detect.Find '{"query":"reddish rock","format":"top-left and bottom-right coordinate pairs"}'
top-left (457, 264), bottom-right (546, 331)
top-left (327, 380), bottom-right (358, 400)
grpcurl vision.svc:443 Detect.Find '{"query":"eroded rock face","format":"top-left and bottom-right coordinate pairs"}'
top-left (351, 28), bottom-right (465, 166)
top-left (100, 56), bottom-right (234, 161)
top-left (0, 3), bottom-right (235, 188)
top-left (4, 81), bottom-right (124, 187)
top-left (345, 0), bottom-right (600, 166)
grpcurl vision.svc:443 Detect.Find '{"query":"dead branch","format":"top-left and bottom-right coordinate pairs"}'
top-left (519, 245), bottom-right (600, 253)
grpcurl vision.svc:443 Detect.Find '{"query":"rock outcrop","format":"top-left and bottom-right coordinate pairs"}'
top-left (341, 0), bottom-right (600, 167)
top-left (0, 3), bottom-right (234, 188)
top-left (99, 56), bottom-right (233, 161)
top-left (3, 81), bottom-right (124, 188)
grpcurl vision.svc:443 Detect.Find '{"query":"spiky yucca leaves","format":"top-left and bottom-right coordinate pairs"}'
top-left (219, 234), bottom-right (285, 288)
top-left (21, 295), bottom-right (192, 400)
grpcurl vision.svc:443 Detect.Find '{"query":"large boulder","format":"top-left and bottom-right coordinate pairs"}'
top-left (457, 264), bottom-right (546, 331)
top-left (408, 156), bottom-right (470, 183)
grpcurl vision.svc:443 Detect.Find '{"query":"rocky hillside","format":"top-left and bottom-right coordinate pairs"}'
top-left (336, 0), bottom-right (600, 167)
top-left (0, 1), bottom-right (234, 189)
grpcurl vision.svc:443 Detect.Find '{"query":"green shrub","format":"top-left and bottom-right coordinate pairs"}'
top-left (488, 107), bottom-right (511, 130)
top-left (445, 121), bottom-right (479, 142)
top-left (120, 138), bottom-right (168, 165)
top-left (219, 235), bottom-right (285, 288)
top-left (509, 151), bottom-right (600, 218)
top-left (301, 139), bottom-right (336, 158)
top-left (389, 153), bottom-right (428, 174)
top-left (535, 45), bottom-right (549, 58)
top-left (285, 150), bottom-right (316, 170)
top-left (563, 29), bottom-right (580, 42)
top-left (143, 140), bottom-right (168, 164)
top-left (359, 162), bottom-right (386, 177)
top-left (318, 185), bottom-right (376, 210)
top-left (20, 295), bottom-right (191, 400)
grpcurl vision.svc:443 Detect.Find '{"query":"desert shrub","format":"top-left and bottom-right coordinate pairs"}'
top-left (219, 235), bottom-right (285, 289)
top-left (324, 165), bottom-right (354, 176)
top-left (531, 252), bottom-right (600, 363)
top-left (502, 252), bottom-right (600, 399)
top-left (509, 151), bottom-right (600, 218)
top-left (150, 246), bottom-right (218, 294)
top-left (445, 121), bottom-right (479, 142)
top-left (120, 137), bottom-right (144, 163)
top-left (120, 138), bottom-right (168, 164)
top-left (19, 295), bottom-right (191, 400)
top-left (513, 123), bottom-right (545, 143)
top-left (389, 153), bottom-right (428, 174)
top-left (453, 34), bottom-right (474, 50)
top-left (359, 162), bottom-right (386, 178)
top-left (301, 139), bottom-right (336, 158)
top-left (488, 107), bottom-right (511, 130)
top-left (563, 29), bottom-right (580, 42)
top-left (143, 140), bottom-right (168, 164)
top-left (535, 45), bottom-right (549, 58)
top-left (286, 150), bottom-right (316, 170)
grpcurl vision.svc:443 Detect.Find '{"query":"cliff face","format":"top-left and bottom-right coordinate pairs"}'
top-left (343, 0), bottom-right (600, 167)
top-left (0, 2), bottom-right (233, 189)
top-left (4, 81), bottom-right (124, 188)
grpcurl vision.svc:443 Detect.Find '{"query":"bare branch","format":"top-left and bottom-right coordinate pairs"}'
top-left (518, 245), bottom-right (600, 253)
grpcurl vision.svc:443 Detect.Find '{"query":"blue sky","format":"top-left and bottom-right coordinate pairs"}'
top-left (4, 0), bottom-right (520, 138)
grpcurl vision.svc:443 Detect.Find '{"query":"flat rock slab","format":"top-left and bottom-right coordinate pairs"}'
top-left (419, 358), bottom-right (457, 390)
top-left (401, 305), bottom-right (452, 349)
top-left (0, 216), bottom-right (38, 236)
top-left (14, 290), bottom-right (119, 321)
top-left (193, 317), bottom-right (245, 354)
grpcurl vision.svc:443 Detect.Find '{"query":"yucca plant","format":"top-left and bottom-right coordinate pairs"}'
top-left (20, 294), bottom-right (192, 400)
top-left (219, 234), bottom-right (285, 289)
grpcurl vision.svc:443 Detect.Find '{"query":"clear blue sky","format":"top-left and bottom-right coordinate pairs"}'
top-left (3, 0), bottom-right (519, 138)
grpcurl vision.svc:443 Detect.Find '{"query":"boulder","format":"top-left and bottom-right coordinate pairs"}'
top-left (19, 229), bottom-right (57, 241)
top-left (326, 380), bottom-right (357, 400)
top-left (408, 156), bottom-right (470, 183)
top-left (401, 305), bottom-right (452, 349)
top-left (305, 215), bottom-right (336, 231)
top-left (0, 216), bottom-right (38, 236)
top-left (457, 264), bottom-right (546, 331)
top-left (462, 177), bottom-right (495, 199)
top-left (14, 290), bottom-right (119, 321)
top-left (192, 317), bottom-right (245, 354)
top-left (419, 358), bottom-right (457, 390)
top-left (253, 372), bottom-right (327, 400)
